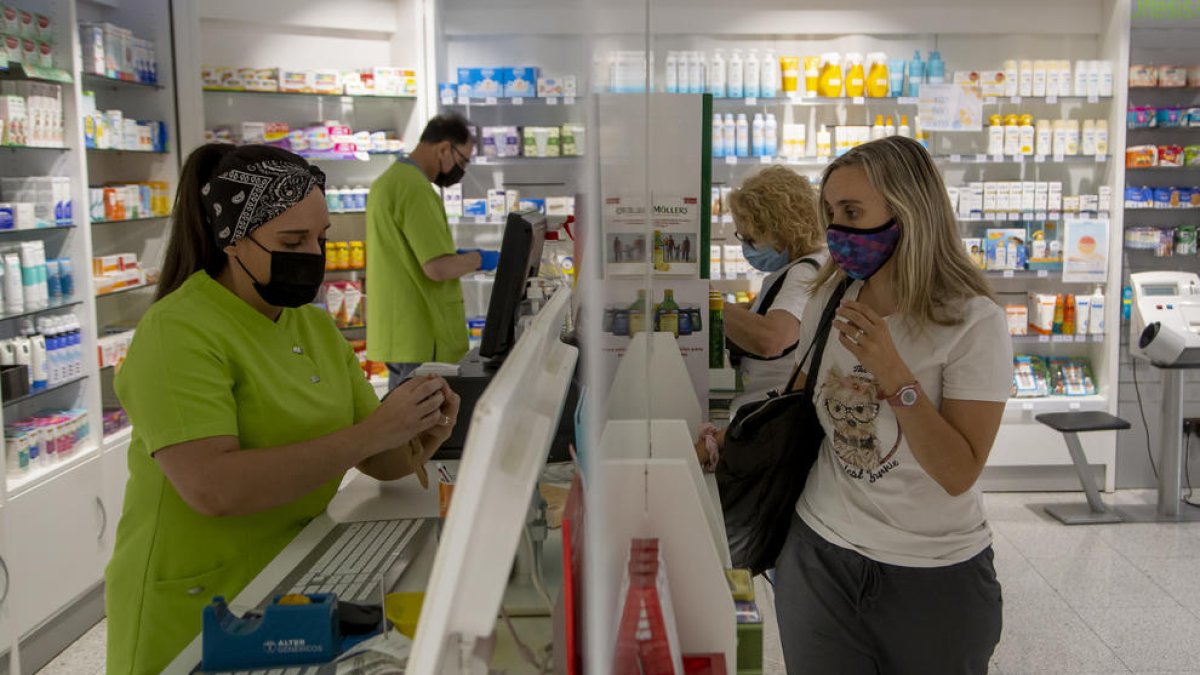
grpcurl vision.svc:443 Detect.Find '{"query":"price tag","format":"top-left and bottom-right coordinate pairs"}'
top-left (977, 154), bottom-right (990, 163)
top-left (1069, 401), bottom-right (1082, 410)
top-left (1053, 152), bottom-right (1065, 163)
top-left (1012, 154), bottom-right (1025, 163)
top-left (1023, 402), bottom-right (1035, 411)
top-left (760, 156), bottom-right (772, 164)
top-left (1021, 212), bottom-right (1033, 221)
top-left (1053, 334), bottom-right (1074, 343)
top-left (1095, 154), bottom-right (1106, 163)
top-left (1088, 94), bottom-right (1099, 104)
top-left (950, 154), bottom-right (963, 162)
top-left (457, 96), bottom-right (470, 106)
top-left (897, 97), bottom-right (918, 105)
top-left (1047, 95), bottom-right (1058, 104)
top-left (1036, 211), bottom-right (1047, 220)
top-left (1009, 212), bottom-right (1021, 221)
top-left (1037, 269), bottom-right (1049, 278)
top-left (986, 212), bottom-right (999, 221)
top-left (788, 157), bottom-right (803, 165)
top-left (1003, 270), bottom-right (1015, 278)
top-left (993, 154), bottom-right (1007, 163)
top-left (853, 96), bottom-right (866, 105)
top-left (788, 92), bottom-right (803, 102)
top-left (546, 97), bottom-right (559, 106)
top-left (1035, 155), bottom-right (1046, 163)
top-left (745, 97), bottom-right (758, 105)
top-left (476, 156), bottom-right (490, 165)
top-left (475, 216), bottom-right (490, 225)
top-left (1038, 335), bottom-right (1050, 343)
top-left (564, 96), bottom-right (576, 105)
top-left (441, 96), bottom-right (454, 107)
top-left (1011, 96), bottom-right (1022, 104)
top-left (511, 97), bottom-right (524, 106)
top-left (485, 97), bottom-right (498, 105)
top-left (725, 156), bottom-right (738, 165)
top-left (448, 216), bottom-right (461, 225)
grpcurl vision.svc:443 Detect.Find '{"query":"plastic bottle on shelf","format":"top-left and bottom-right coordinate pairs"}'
top-left (1091, 286), bottom-right (1106, 335)
top-left (889, 58), bottom-right (906, 96)
top-left (58, 258), bottom-right (74, 298)
top-left (871, 115), bottom-right (887, 141)
top-left (728, 50), bottom-right (744, 98)
top-left (690, 52), bottom-right (706, 94)
top-left (1003, 114), bottom-right (1021, 156)
top-left (752, 113), bottom-right (765, 156)
top-left (816, 125), bottom-right (832, 159)
top-left (926, 50), bottom-right (945, 85)
top-left (906, 51), bottom-right (924, 97)
top-left (1058, 60), bottom-right (1073, 96)
top-left (1052, 120), bottom-right (1067, 156)
top-left (665, 52), bottom-right (679, 93)
top-left (709, 50), bottom-right (726, 97)
top-left (866, 52), bottom-right (890, 97)
top-left (819, 53), bottom-right (843, 97)
top-left (844, 53), bottom-right (866, 97)
top-left (760, 49), bottom-right (779, 98)
top-left (885, 115), bottom-right (896, 137)
top-left (1074, 59), bottom-right (1088, 97)
top-left (1066, 120), bottom-right (1080, 155)
top-left (1003, 59), bottom-right (1019, 97)
top-left (1087, 60), bottom-right (1100, 97)
top-left (1095, 119), bottom-right (1108, 155)
top-left (765, 113), bottom-right (778, 157)
top-left (1019, 114), bottom-right (1035, 156)
top-left (1036, 119), bottom-right (1053, 156)
top-left (1046, 61), bottom-right (1060, 98)
top-left (897, 115), bottom-right (912, 138)
top-left (1033, 60), bottom-right (1048, 97)
top-left (1099, 60), bottom-right (1113, 97)
top-left (736, 113), bottom-right (750, 157)
top-left (326, 187), bottom-right (342, 213)
top-left (1019, 60), bottom-right (1033, 97)
top-left (723, 113), bottom-right (737, 157)
top-left (744, 50), bottom-right (761, 98)
top-left (712, 114), bottom-right (725, 157)
top-left (1082, 119), bottom-right (1096, 156)
top-left (988, 114), bottom-right (1005, 155)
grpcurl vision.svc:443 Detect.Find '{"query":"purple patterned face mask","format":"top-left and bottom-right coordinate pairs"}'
top-left (826, 218), bottom-right (900, 280)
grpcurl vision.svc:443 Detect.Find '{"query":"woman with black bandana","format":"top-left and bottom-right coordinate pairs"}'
top-left (104, 144), bottom-right (461, 674)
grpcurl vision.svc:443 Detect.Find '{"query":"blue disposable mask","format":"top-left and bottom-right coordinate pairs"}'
top-left (742, 242), bottom-right (790, 272)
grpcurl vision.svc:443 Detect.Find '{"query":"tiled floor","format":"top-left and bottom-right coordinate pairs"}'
top-left (37, 491), bottom-right (1200, 674)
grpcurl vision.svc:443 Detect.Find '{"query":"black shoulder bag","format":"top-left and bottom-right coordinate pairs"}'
top-left (715, 278), bottom-right (851, 575)
top-left (726, 258), bottom-right (821, 368)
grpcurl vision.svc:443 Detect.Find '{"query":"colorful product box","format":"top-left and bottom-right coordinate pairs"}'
top-left (457, 67), bottom-right (506, 98)
top-left (504, 67), bottom-right (539, 97)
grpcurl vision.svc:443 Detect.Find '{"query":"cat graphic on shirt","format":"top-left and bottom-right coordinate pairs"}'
top-left (820, 366), bottom-right (901, 474)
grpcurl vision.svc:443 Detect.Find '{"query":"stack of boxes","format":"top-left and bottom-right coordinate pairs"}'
top-left (1, 177), bottom-right (72, 229)
top-left (202, 66), bottom-right (417, 97)
top-left (947, 181), bottom-right (1112, 219)
top-left (0, 5), bottom-right (56, 70)
top-left (81, 92), bottom-right (167, 152)
top-left (92, 253), bottom-right (146, 295)
top-left (0, 81), bottom-right (64, 147)
top-left (79, 22), bottom-right (158, 85)
top-left (477, 124), bottom-right (586, 159)
top-left (442, 184), bottom-right (575, 221)
top-left (87, 182), bottom-right (170, 223)
top-left (450, 67), bottom-right (577, 99)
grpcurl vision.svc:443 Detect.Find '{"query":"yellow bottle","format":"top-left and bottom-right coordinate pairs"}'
top-left (844, 52), bottom-right (865, 97)
top-left (818, 53), bottom-right (843, 98)
top-left (781, 56), bottom-right (801, 93)
top-left (866, 52), bottom-right (890, 97)
top-left (803, 56), bottom-right (821, 96)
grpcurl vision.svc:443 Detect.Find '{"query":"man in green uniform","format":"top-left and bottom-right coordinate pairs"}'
top-left (367, 114), bottom-right (496, 388)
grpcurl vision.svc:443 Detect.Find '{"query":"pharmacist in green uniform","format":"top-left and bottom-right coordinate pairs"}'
top-left (105, 144), bottom-right (462, 675)
top-left (367, 113), bottom-right (498, 389)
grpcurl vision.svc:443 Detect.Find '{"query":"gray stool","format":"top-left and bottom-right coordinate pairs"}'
top-left (1033, 412), bottom-right (1129, 525)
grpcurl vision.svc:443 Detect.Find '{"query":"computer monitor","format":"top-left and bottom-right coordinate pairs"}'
top-left (479, 209), bottom-right (547, 360)
top-left (408, 287), bottom-right (578, 674)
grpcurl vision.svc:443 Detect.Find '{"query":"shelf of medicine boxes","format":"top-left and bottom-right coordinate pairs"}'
top-left (6, 441), bottom-right (100, 499)
top-left (82, 72), bottom-right (164, 92)
top-left (201, 88), bottom-right (417, 102)
top-left (0, 63), bottom-right (74, 85)
top-left (91, 215), bottom-right (168, 225)
top-left (713, 155), bottom-right (1109, 168)
top-left (1126, 166), bottom-right (1200, 172)
top-left (709, 94), bottom-right (1113, 108)
top-left (3, 375), bottom-right (89, 409)
top-left (441, 95), bottom-right (579, 107)
top-left (86, 147), bottom-right (169, 155)
top-left (1, 144), bottom-right (69, 152)
top-left (470, 156), bottom-right (583, 166)
top-left (0, 298), bottom-right (84, 324)
top-left (95, 282), bottom-right (157, 299)
top-left (0, 225), bottom-right (77, 234)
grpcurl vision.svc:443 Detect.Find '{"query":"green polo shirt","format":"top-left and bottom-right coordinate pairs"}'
top-left (366, 159), bottom-right (468, 364)
top-left (104, 271), bottom-right (380, 675)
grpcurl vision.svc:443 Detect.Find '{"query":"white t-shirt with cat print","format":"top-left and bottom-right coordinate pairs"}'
top-left (795, 279), bottom-right (1014, 568)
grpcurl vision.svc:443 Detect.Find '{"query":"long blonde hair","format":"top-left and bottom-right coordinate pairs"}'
top-left (812, 136), bottom-right (993, 327)
top-left (728, 166), bottom-right (824, 259)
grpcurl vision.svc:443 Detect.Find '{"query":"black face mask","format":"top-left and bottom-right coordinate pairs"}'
top-left (433, 146), bottom-right (467, 188)
top-left (236, 235), bottom-right (326, 308)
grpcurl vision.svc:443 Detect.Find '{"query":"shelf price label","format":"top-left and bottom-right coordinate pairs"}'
top-left (976, 154), bottom-right (990, 163)
top-left (1037, 270), bottom-right (1049, 278)
top-left (1069, 401), bottom-right (1082, 410)
top-left (1036, 211), bottom-right (1047, 220)
top-left (1003, 270), bottom-right (1015, 278)
top-left (1088, 94), bottom-right (1099, 104)
top-left (994, 154), bottom-right (1007, 163)
top-left (1052, 334), bottom-right (1074, 343)
top-left (1011, 96), bottom-right (1022, 104)
top-left (456, 97), bottom-right (470, 106)
top-left (1023, 212), bottom-right (1035, 221)
top-left (897, 97), bottom-right (918, 105)
top-left (852, 96), bottom-right (866, 105)
top-left (745, 97), bottom-right (758, 105)
top-left (476, 156), bottom-right (490, 165)
top-left (564, 96), bottom-right (576, 105)
top-left (511, 97), bottom-right (524, 106)
top-left (1034, 155), bottom-right (1046, 163)
top-left (441, 96), bottom-right (454, 107)
top-left (950, 154), bottom-right (963, 163)
top-left (1008, 212), bottom-right (1021, 221)
top-left (1038, 335), bottom-right (1051, 343)
top-left (1022, 402), bottom-right (1035, 411)
top-left (788, 157), bottom-right (803, 165)
top-left (1046, 95), bottom-right (1058, 104)
top-left (1095, 154), bottom-right (1106, 163)
top-left (448, 217), bottom-right (461, 225)
top-left (725, 156), bottom-right (738, 165)
top-left (484, 97), bottom-right (499, 105)
top-left (1053, 152), bottom-right (1065, 163)
top-left (760, 156), bottom-right (772, 164)
top-left (546, 97), bottom-right (559, 106)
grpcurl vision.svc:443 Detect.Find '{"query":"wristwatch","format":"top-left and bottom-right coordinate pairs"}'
top-left (879, 381), bottom-right (922, 408)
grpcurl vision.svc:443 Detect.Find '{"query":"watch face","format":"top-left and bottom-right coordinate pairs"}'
top-left (899, 387), bottom-right (919, 406)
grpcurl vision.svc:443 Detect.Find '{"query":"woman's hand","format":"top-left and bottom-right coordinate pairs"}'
top-left (365, 375), bottom-right (447, 451)
top-left (834, 301), bottom-right (915, 395)
top-left (694, 423), bottom-right (722, 473)
top-left (412, 379), bottom-right (462, 463)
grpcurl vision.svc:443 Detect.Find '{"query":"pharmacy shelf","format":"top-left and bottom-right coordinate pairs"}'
top-left (0, 226), bottom-right (76, 234)
top-left (1, 145), bottom-right (68, 152)
top-left (471, 156), bottom-right (583, 166)
top-left (710, 95), bottom-right (1112, 108)
top-left (82, 72), bottom-right (163, 91)
top-left (449, 216), bottom-right (506, 225)
top-left (713, 156), bottom-right (829, 168)
top-left (1004, 394), bottom-right (1108, 413)
top-left (90, 215), bottom-right (169, 225)
top-left (1126, 165), bottom-right (1200, 171)
top-left (3, 375), bottom-right (89, 409)
top-left (299, 150), bottom-right (407, 162)
top-left (1126, 127), bottom-right (1200, 132)
top-left (0, 63), bottom-right (74, 85)
top-left (1126, 207), bottom-right (1200, 212)
top-left (86, 147), bottom-right (169, 155)
top-left (202, 88), bottom-right (416, 101)
top-left (102, 426), bottom-right (133, 452)
top-left (441, 96), bottom-right (578, 107)
top-left (959, 214), bottom-right (1112, 223)
top-left (6, 443), bottom-right (99, 500)
top-left (95, 282), bottom-right (157, 298)
top-left (1011, 334), bottom-right (1106, 344)
top-left (0, 298), bottom-right (83, 324)
top-left (713, 155), bottom-right (1109, 168)
top-left (985, 270), bottom-right (1095, 282)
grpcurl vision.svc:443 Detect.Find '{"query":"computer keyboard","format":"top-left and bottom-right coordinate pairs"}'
top-left (261, 518), bottom-right (432, 608)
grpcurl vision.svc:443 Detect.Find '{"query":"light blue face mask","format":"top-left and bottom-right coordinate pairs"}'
top-left (742, 242), bottom-right (790, 272)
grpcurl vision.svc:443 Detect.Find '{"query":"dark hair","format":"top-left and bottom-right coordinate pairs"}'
top-left (419, 113), bottom-right (473, 145)
top-left (157, 143), bottom-right (316, 300)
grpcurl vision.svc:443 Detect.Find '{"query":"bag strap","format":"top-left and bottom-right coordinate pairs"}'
top-left (784, 277), bottom-right (853, 393)
top-left (754, 257), bottom-right (820, 317)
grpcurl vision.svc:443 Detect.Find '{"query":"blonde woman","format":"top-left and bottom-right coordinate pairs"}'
top-left (723, 166), bottom-right (827, 416)
top-left (775, 136), bottom-right (1012, 674)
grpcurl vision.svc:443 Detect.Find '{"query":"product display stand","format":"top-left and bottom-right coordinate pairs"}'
top-left (1116, 364), bottom-right (1200, 522)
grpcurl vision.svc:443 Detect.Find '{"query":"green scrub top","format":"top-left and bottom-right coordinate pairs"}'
top-left (366, 160), bottom-right (469, 365)
top-left (105, 271), bottom-right (381, 675)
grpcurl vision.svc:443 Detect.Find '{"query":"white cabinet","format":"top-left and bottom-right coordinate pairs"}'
top-left (100, 432), bottom-right (133, 557)
top-left (0, 507), bottom-right (16, 657)
top-left (6, 457), bottom-right (106, 638)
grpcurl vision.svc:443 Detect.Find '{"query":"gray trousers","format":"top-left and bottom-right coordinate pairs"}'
top-left (775, 514), bottom-right (1002, 675)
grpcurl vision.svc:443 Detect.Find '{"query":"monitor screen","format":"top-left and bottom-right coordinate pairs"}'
top-left (479, 209), bottom-right (546, 360)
